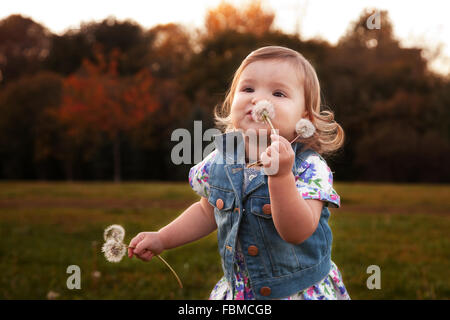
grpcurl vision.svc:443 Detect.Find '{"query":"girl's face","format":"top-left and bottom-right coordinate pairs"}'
top-left (230, 59), bottom-right (306, 141)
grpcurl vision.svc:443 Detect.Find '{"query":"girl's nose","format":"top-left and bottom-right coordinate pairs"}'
top-left (251, 97), bottom-right (270, 105)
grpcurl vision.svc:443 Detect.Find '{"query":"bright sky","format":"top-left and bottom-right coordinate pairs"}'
top-left (2, 0), bottom-right (449, 75)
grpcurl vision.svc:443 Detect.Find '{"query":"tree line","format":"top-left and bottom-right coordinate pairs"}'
top-left (0, 1), bottom-right (449, 182)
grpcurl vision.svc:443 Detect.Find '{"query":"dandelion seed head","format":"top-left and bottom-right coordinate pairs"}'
top-left (103, 224), bottom-right (125, 242)
top-left (295, 118), bottom-right (316, 138)
top-left (251, 100), bottom-right (275, 123)
top-left (102, 239), bottom-right (126, 263)
top-left (46, 290), bottom-right (60, 300)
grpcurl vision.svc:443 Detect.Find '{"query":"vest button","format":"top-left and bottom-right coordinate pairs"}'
top-left (216, 199), bottom-right (224, 210)
top-left (262, 204), bottom-right (271, 215)
top-left (260, 286), bottom-right (271, 296)
top-left (248, 245), bottom-right (259, 256)
top-left (234, 208), bottom-right (240, 213)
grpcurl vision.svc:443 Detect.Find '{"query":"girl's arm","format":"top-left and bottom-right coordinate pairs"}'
top-left (262, 134), bottom-right (322, 245)
top-left (269, 173), bottom-right (323, 244)
top-left (128, 197), bottom-right (216, 260)
top-left (159, 196), bottom-right (217, 249)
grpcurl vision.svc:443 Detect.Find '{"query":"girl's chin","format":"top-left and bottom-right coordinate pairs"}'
top-left (237, 119), bottom-right (269, 131)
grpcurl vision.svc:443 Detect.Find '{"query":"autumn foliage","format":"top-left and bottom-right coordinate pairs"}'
top-left (204, 0), bottom-right (275, 37)
top-left (60, 48), bottom-right (158, 139)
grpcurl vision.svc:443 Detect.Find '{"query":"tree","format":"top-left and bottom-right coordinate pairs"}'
top-left (0, 72), bottom-right (62, 179)
top-left (44, 30), bottom-right (92, 76)
top-left (0, 15), bottom-right (51, 85)
top-left (58, 47), bottom-right (159, 182)
top-left (204, 0), bottom-right (275, 38)
top-left (326, 9), bottom-right (448, 181)
top-left (45, 17), bottom-right (150, 76)
top-left (146, 23), bottom-right (195, 79)
top-left (339, 9), bottom-right (398, 49)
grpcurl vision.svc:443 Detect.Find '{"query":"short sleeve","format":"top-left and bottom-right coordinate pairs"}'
top-left (294, 153), bottom-right (341, 208)
top-left (188, 149), bottom-right (218, 198)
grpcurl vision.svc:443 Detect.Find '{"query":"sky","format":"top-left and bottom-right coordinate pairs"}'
top-left (1, 0), bottom-right (449, 75)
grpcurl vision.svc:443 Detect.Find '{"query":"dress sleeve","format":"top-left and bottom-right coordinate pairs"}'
top-left (188, 149), bottom-right (218, 198)
top-left (294, 153), bottom-right (341, 208)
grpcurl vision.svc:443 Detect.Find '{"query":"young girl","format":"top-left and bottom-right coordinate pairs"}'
top-left (128, 46), bottom-right (350, 300)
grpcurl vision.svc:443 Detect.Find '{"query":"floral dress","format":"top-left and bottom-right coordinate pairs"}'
top-left (189, 149), bottom-right (351, 300)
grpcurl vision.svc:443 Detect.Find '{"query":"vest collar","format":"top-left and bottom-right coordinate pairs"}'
top-left (212, 130), bottom-right (304, 162)
top-left (213, 130), bottom-right (304, 199)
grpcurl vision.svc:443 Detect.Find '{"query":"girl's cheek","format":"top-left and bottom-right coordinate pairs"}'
top-left (234, 92), bottom-right (249, 104)
top-left (231, 95), bottom-right (242, 106)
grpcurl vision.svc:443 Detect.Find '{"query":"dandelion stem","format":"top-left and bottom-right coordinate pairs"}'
top-left (246, 133), bottom-right (301, 168)
top-left (262, 112), bottom-right (276, 132)
top-left (155, 255), bottom-right (183, 289)
top-left (246, 111), bottom-right (275, 168)
top-left (128, 246), bottom-right (183, 289)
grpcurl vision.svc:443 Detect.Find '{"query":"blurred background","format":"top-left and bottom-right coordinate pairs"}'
top-left (0, 0), bottom-right (449, 300)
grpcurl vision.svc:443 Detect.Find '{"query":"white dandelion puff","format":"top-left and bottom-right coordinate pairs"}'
top-left (251, 100), bottom-right (276, 131)
top-left (295, 118), bottom-right (316, 138)
top-left (251, 100), bottom-right (275, 122)
top-left (101, 225), bottom-right (183, 289)
top-left (246, 100), bottom-right (276, 168)
top-left (103, 224), bottom-right (125, 242)
top-left (102, 239), bottom-right (126, 263)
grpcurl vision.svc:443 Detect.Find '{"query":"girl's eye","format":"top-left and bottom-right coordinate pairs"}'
top-left (242, 87), bottom-right (253, 92)
top-left (273, 91), bottom-right (286, 97)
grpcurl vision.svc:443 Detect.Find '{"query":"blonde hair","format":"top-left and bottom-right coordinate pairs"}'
top-left (214, 46), bottom-right (344, 156)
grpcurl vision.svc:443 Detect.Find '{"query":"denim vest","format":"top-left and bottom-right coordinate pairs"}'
top-left (208, 131), bottom-right (333, 300)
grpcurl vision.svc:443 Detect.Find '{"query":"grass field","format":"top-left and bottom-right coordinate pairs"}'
top-left (0, 181), bottom-right (449, 299)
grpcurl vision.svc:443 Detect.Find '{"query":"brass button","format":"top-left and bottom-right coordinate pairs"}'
top-left (248, 245), bottom-right (259, 256)
top-left (260, 286), bottom-right (271, 296)
top-left (216, 199), bottom-right (224, 210)
top-left (262, 204), bottom-right (271, 215)
top-left (234, 208), bottom-right (240, 213)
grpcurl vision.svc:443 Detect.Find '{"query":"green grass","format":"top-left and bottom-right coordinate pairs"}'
top-left (0, 181), bottom-right (449, 299)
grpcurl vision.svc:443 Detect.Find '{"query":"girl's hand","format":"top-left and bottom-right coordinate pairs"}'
top-left (128, 232), bottom-right (165, 262)
top-left (260, 134), bottom-right (295, 177)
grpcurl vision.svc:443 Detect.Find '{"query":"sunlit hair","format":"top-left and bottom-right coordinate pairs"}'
top-left (214, 45), bottom-right (344, 156)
